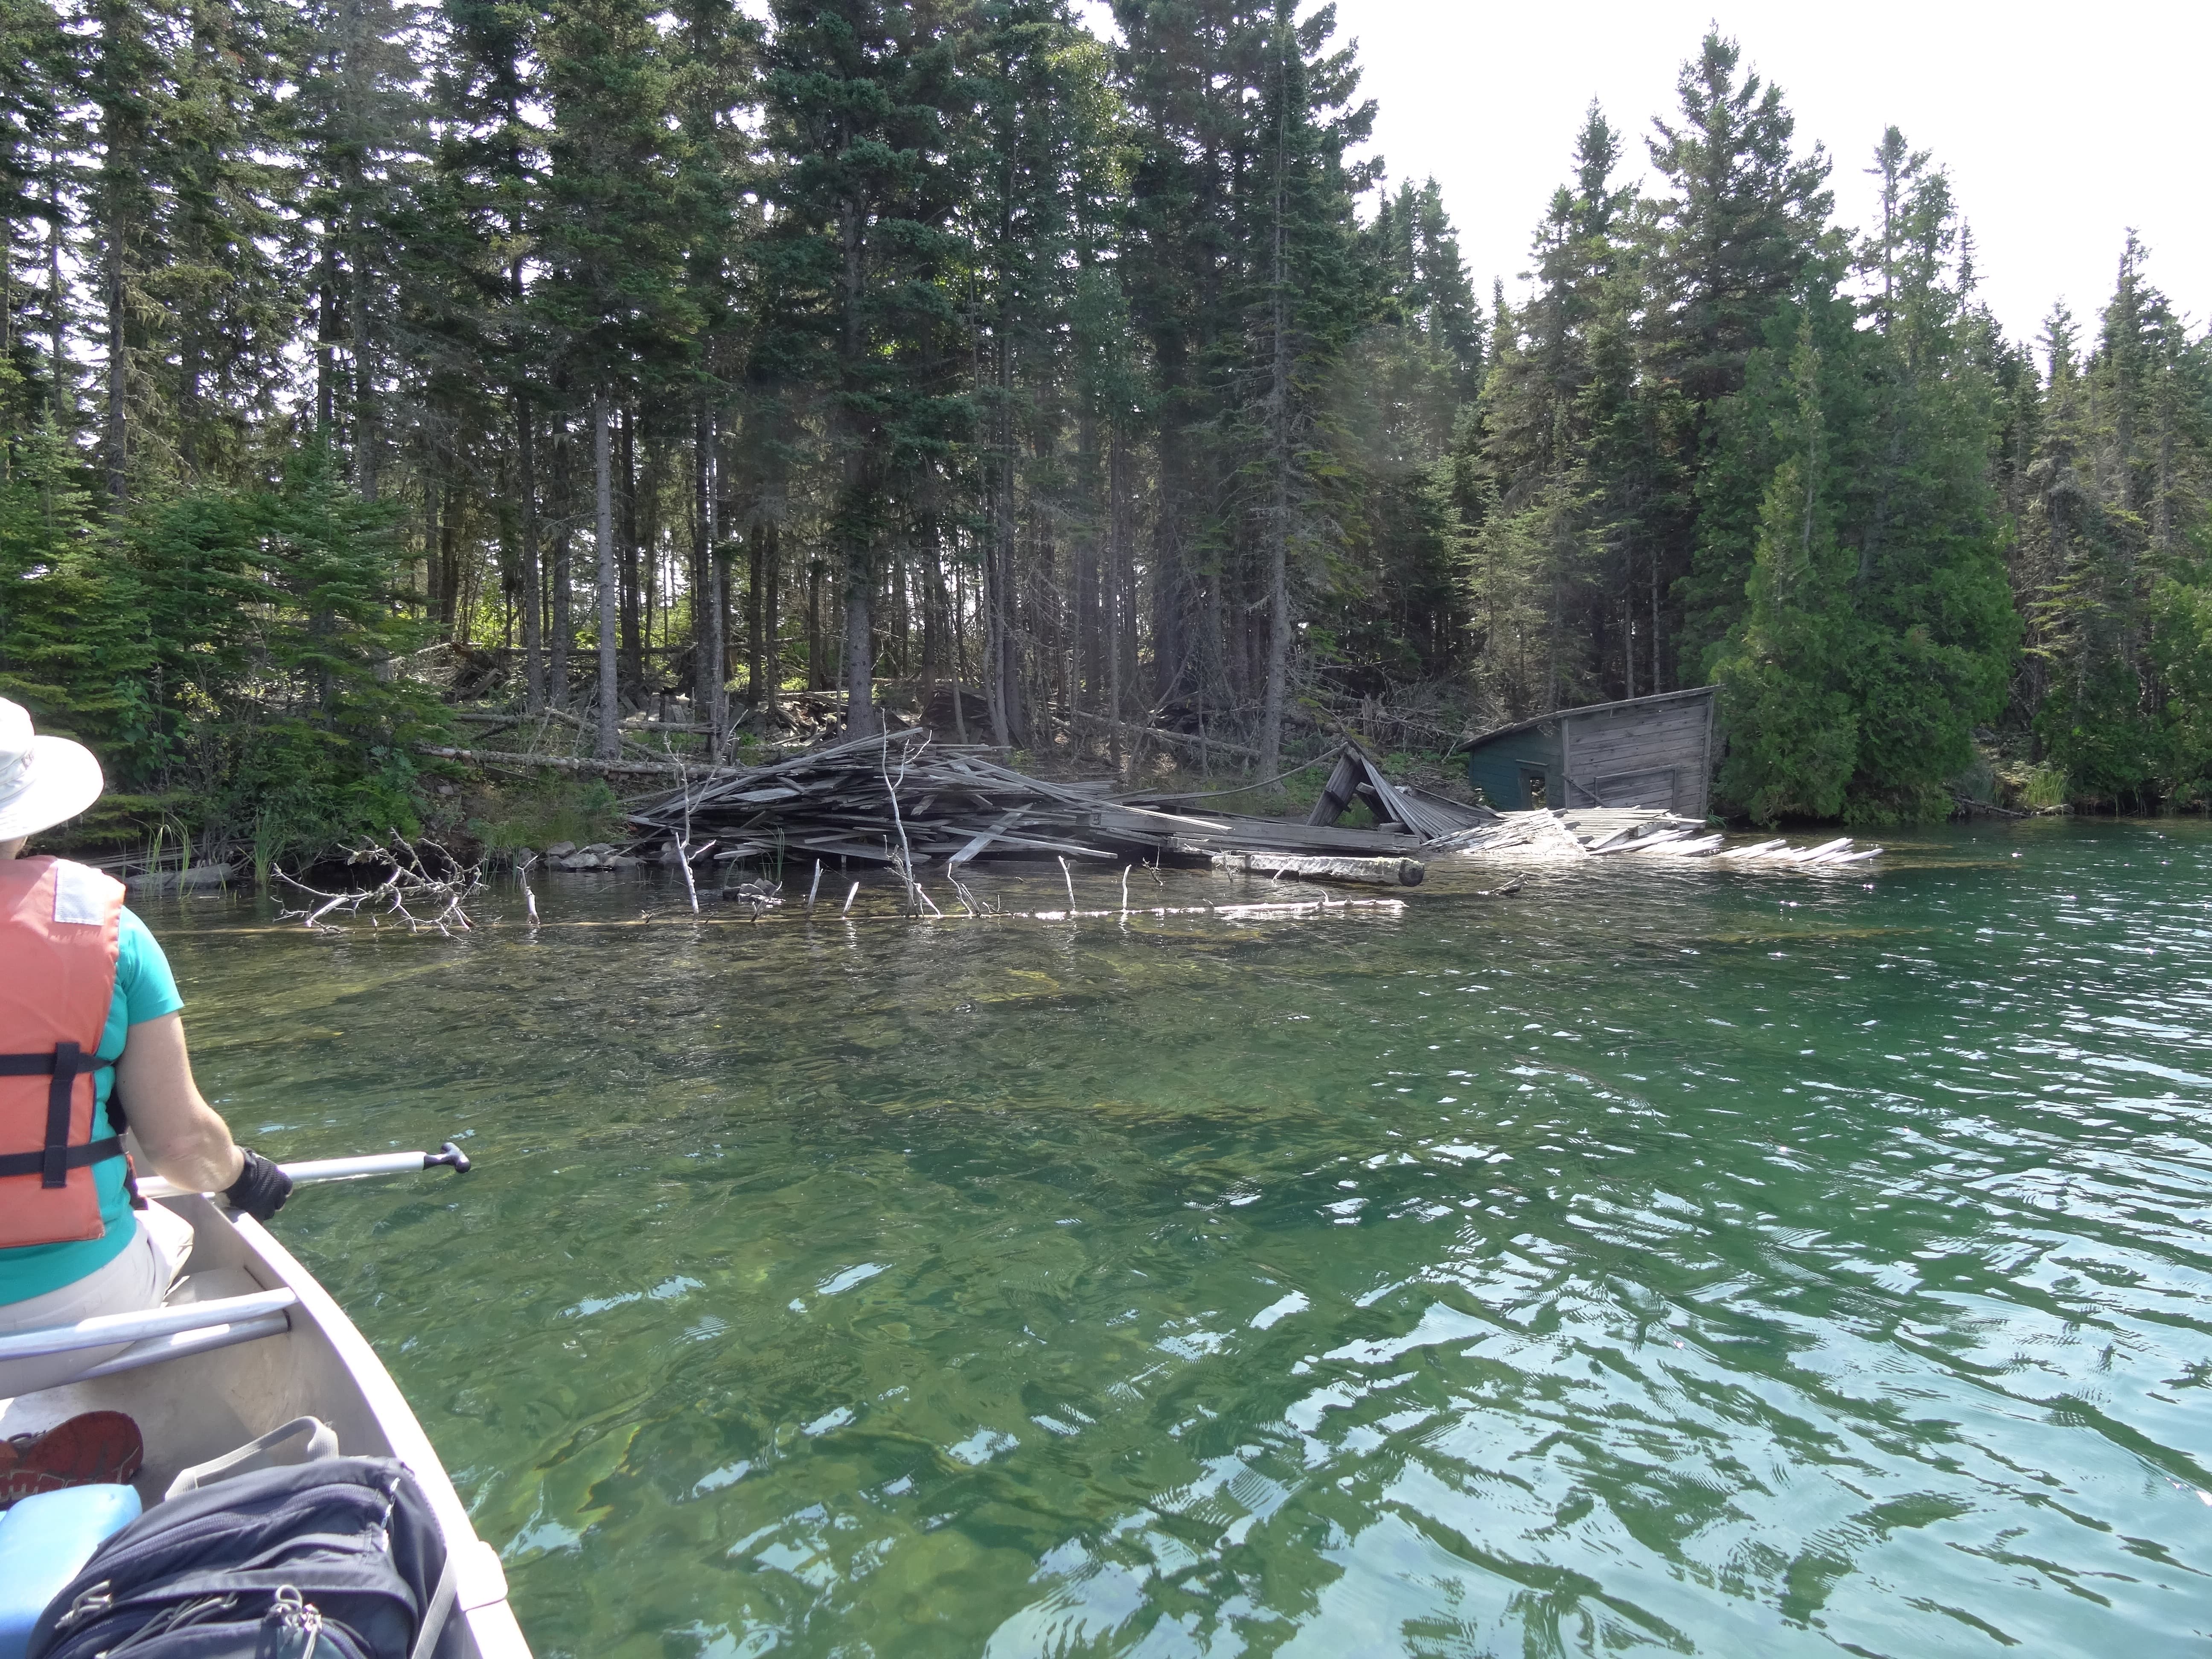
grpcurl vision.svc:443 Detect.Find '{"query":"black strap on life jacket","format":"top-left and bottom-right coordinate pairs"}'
top-left (0, 1041), bottom-right (121, 1186)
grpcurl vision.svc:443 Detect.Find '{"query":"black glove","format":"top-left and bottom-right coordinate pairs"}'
top-left (224, 1148), bottom-right (293, 1221)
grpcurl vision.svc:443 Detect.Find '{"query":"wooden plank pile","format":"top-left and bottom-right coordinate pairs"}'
top-left (626, 730), bottom-right (1261, 871)
top-left (1429, 806), bottom-right (1880, 867)
top-left (626, 731), bottom-right (1486, 877)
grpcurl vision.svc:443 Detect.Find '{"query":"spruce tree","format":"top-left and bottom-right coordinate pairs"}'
top-left (1709, 135), bottom-right (2014, 822)
top-left (1647, 29), bottom-right (1832, 676)
top-left (538, 0), bottom-right (693, 754)
top-left (758, 0), bottom-right (967, 737)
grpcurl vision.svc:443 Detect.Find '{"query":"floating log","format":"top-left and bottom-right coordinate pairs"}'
top-left (1013, 898), bottom-right (1406, 922)
top-left (1159, 813), bottom-right (1418, 857)
top-left (1211, 851), bottom-right (1426, 887)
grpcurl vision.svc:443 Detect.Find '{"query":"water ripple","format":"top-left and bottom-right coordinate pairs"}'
top-left (144, 821), bottom-right (2212, 1656)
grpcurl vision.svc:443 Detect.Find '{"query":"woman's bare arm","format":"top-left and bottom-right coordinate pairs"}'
top-left (113, 1012), bottom-right (247, 1194)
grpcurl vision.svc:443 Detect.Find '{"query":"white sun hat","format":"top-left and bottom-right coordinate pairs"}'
top-left (0, 699), bottom-right (105, 842)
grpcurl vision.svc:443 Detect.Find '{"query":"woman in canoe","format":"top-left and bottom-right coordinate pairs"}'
top-left (0, 698), bottom-right (291, 1412)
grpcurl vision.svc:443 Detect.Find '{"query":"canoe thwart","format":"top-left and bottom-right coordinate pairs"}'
top-left (0, 1288), bottom-right (298, 1364)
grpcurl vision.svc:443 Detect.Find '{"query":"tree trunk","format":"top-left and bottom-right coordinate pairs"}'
top-left (843, 540), bottom-right (875, 737)
top-left (1073, 416), bottom-right (1100, 734)
top-left (2155, 383), bottom-right (2176, 557)
top-left (806, 560), bottom-right (825, 690)
top-left (1624, 543), bottom-right (1636, 701)
top-left (1650, 550), bottom-right (1661, 694)
top-left (746, 513), bottom-right (765, 708)
top-left (1106, 425), bottom-right (1129, 765)
top-left (312, 249), bottom-right (335, 435)
top-left (1257, 52), bottom-right (1295, 781)
top-left (640, 435), bottom-right (665, 664)
top-left (760, 519), bottom-right (780, 717)
top-left (102, 247), bottom-right (126, 500)
top-left (986, 341), bottom-right (1015, 748)
top-left (694, 399), bottom-right (724, 745)
top-left (618, 405), bottom-right (641, 693)
top-left (352, 256), bottom-right (377, 501)
top-left (422, 486), bottom-right (442, 623)
top-left (445, 489), bottom-right (466, 636)
top-left (594, 393), bottom-right (619, 759)
top-left (442, 485), bottom-right (466, 643)
top-left (516, 391), bottom-right (544, 712)
top-left (550, 423), bottom-right (572, 710)
top-left (45, 169), bottom-right (68, 422)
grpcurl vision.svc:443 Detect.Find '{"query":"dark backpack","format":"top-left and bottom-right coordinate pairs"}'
top-left (26, 1457), bottom-right (452, 1659)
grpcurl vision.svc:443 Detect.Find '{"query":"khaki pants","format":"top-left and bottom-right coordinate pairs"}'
top-left (0, 1205), bottom-right (196, 1397)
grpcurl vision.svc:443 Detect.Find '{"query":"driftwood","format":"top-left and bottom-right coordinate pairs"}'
top-left (273, 835), bottom-right (485, 934)
top-left (1430, 806), bottom-right (1881, 868)
top-left (1211, 851), bottom-right (1425, 888)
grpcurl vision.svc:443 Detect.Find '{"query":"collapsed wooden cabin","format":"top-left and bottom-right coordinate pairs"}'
top-left (1298, 744), bottom-right (1498, 840)
top-left (1452, 687), bottom-right (1716, 817)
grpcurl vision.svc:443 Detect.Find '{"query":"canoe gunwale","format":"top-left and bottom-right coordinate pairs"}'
top-left (218, 1200), bottom-right (531, 1655)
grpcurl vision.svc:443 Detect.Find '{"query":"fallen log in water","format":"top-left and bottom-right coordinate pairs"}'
top-left (1211, 851), bottom-right (1426, 887)
top-left (997, 897), bottom-right (1407, 921)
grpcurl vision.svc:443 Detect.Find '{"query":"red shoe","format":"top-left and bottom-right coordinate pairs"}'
top-left (0, 1410), bottom-right (143, 1505)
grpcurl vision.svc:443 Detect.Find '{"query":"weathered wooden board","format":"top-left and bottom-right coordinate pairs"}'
top-left (1558, 690), bottom-right (1713, 818)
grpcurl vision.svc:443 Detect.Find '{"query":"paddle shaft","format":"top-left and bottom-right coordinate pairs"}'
top-left (136, 1141), bottom-right (471, 1201)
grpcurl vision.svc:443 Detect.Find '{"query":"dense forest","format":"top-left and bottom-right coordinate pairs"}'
top-left (1, 0), bottom-right (2207, 859)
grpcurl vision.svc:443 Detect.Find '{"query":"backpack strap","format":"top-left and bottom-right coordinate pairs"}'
top-left (164, 1416), bottom-right (341, 1500)
top-left (408, 1550), bottom-right (458, 1659)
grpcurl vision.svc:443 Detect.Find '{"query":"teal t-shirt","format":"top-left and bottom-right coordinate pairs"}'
top-left (0, 907), bottom-right (184, 1304)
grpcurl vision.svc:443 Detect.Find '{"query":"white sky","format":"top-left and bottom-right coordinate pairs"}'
top-left (1078, 0), bottom-right (2209, 358)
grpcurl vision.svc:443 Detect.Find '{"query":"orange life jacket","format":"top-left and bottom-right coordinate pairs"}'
top-left (0, 856), bottom-right (127, 1249)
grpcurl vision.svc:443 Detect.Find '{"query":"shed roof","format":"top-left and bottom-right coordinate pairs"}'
top-left (1448, 685), bottom-right (1714, 757)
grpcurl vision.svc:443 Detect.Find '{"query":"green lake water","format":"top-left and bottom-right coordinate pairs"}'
top-left (139, 820), bottom-right (2212, 1657)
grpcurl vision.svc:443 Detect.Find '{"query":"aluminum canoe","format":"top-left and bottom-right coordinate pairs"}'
top-left (0, 1193), bottom-right (530, 1658)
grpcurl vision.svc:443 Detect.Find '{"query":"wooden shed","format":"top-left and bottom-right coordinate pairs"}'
top-left (1455, 686), bottom-right (1717, 818)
